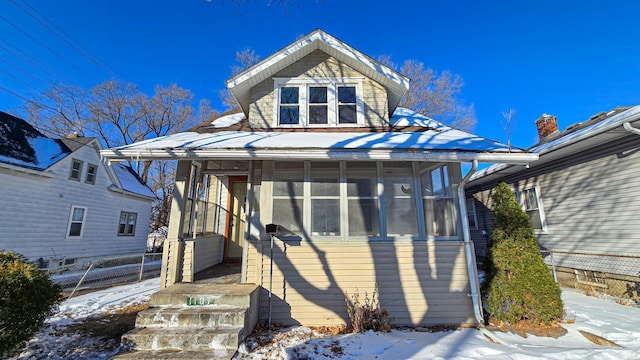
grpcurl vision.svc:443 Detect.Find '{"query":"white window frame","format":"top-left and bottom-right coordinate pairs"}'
top-left (118, 211), bottom-right (137, 236)
top-left (69, 159), bottom-right (83, 181)
top-left (273, 77), bottom-right (365, 128)
top-left (516, 184), bottom-right (548, 233)
top-left (66, 205), bottom-right (87, 238)
top-left (85, 163), bottom-right (98, 185)
top-left (466, 198), bottom-right (478, 230)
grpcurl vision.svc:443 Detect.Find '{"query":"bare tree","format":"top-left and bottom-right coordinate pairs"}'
top-left (26, 84), bottom-right (91, 138)
top-left (501, 109), bottom-right (516, 152)
top-left (219, 48), bottom-right (261, 109)
top-left (24, 80), bottom-right (213, 230)
top-left (379, 56), bottom-right (477, 131)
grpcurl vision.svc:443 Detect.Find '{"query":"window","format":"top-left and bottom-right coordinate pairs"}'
top-left (271, 162), bottom-right (304, 233)
top-left (274, 78), bottom-right (363, 127)
top-left (420, 164), bottom-right (457, 238)
top-left (516, 185), bottom-right (547, 232)
top-left (69, 159), bottom-right (83, 181)
top-left (85, 164), bottom-right (98, 185)
top-left (269, 161), bottom-right (461, 241)
top-left (310, 162), bottom-right (340, 235)
top-left (279, 87), bottom-right (299, 124)
top-left (466, 198), bottom-right (478, 230)
top-left (346, 163), bottom-right (380, 237)
top-left (383, 163), bottom-right (419, 237)
top-left (338, 86), bottom-right (357, 124)
top-left (118, 211), bottom-right (137, 236)
top-left (309, 86), bottom-right (328, 125)
top-left (67, 206), bottom-right (87, 237)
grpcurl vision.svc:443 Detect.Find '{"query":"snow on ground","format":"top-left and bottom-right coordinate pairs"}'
top-left (16, 278), bottom-right (159, 360)
top-left (13, 279), bottom-right (640, 360)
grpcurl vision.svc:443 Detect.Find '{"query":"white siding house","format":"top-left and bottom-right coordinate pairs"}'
top-left (0, 111), bottom-right (155, 271)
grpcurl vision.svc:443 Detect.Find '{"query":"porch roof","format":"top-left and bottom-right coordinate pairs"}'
top-left (100, 108), bottom-right (538, 165)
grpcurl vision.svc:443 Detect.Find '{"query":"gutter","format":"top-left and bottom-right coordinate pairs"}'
top-left (458, 159), bottom-right (485, 325)
top-left (107, 185), bottom-right (157, 201)
top-left (100, 148), bottom-right (538, 164)
top-left (623, 121), bottom-right (640, 136)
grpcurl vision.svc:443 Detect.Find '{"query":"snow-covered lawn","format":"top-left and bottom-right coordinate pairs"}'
top-left (16, 278), bottom-right (640, 359)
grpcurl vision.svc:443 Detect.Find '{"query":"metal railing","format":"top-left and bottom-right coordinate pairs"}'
top-left (50, 253), bottom-right (162, 297)
top-left (541, 250), bottom-right (640, 304)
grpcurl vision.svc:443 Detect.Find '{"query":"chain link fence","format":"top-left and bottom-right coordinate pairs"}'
top-left (49, 252), bottom-right (163, 297)
top-left (540, 250), bottom-right (640, 304)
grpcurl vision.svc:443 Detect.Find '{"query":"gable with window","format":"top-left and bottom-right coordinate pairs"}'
top-left (274, 78), bottom-right (364, 127)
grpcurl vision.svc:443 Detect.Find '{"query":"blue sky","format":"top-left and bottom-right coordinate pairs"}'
top-left (1, 0), bottom-right (639, 148)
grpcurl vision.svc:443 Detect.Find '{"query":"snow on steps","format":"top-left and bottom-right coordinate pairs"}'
top-left (115, 283), bottom-right (259, 360)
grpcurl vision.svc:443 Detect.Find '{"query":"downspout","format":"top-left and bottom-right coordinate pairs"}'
top-left (623, 121), bottom-right (640, 136)
top-left (457, 160), bottom-right (484, 325)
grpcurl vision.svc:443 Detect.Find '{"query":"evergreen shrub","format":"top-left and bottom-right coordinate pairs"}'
top-left (0, 251), bottom-right (62, 356)
top-left (484, 183), bottom-right (563, 325)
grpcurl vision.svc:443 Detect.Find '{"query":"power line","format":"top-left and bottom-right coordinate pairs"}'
top-left (0, 14), bottom-right (100, 83)
top-left (10, 0), bottom-right (120, 78)
top-left (0, 56), bottom-right (51, 86)
top-left (0, 39), bottom-right (72, 83)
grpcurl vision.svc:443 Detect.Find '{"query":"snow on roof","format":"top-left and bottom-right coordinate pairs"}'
top-left (111, 163), bottom-right (156, 198)
top-left (0, 136), bottom-right (68, 170)
top-left (212, 112), bottom-right (246, 128)
top-left (109, 108), bottom-right (521, 154)
top-left (470, 105), bottom-right (640, 181)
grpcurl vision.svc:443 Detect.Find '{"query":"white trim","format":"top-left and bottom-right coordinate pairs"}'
top-left (101, 148), bottom-right (539, 164)
top-left (0, 162), bottom-right (55, 177)
top-left (66, 205), bottom-right (87, 238)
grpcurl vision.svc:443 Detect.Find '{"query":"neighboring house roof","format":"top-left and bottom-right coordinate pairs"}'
top-left (226, 29), bottom-right (410, 118)
top-left (0, 111), bottom-right (155, 199)
top-left (110, 163), bottom-right (157, 199)
top-left (0, 111), bottom-right (70, 170)
top-left (102, 107), bottom-right (537, 164)
top-left (468, 105), bottom-right (640, 188)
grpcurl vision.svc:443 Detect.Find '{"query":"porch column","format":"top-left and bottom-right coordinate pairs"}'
top-left (160, 160), bottom-right (193, 289)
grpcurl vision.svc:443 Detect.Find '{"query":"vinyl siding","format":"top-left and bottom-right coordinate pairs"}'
top-left (467, 135), bottom-right (640, 266)
top-left (248, 49), bottom-right (389, 128)
top-left (245, 240), bottom-right (476, 326)
top-left (0, 143), bottom-right (153, 264)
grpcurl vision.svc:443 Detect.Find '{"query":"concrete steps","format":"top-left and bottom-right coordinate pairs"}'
top-left (115, 283), bottom-right (259, 360)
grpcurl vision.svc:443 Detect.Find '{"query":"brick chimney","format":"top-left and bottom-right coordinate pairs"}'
top-left (535, 114), bottom-right (558, 141)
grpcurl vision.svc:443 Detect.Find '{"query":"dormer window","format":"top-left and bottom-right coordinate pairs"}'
top-left (274, 78), bottom-right (364, 127)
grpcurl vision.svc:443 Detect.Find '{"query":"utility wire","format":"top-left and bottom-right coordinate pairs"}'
top-left (0, 39), bottom-right (72, 83)
top-left (10, 0), bottom-right (120, 78)
top-left (0, 56), bottom-right (50, 86)
top-left (0, 14), bottom-right (100, 83)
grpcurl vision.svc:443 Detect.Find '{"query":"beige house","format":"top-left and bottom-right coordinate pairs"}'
top-left (102, 29), bottom-right (537, 331)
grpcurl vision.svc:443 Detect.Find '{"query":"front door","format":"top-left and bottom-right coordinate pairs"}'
top-left (226, 178), bottom-right (247, 260)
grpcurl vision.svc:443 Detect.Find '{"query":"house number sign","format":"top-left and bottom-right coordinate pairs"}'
top-left (186, 296), bottom-right (217, 306)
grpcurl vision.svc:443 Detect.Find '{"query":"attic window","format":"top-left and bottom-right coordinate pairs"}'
top-left (69, 159), bottom-right (83, 181)
top-left (274, 78), bottom-right (364, 127)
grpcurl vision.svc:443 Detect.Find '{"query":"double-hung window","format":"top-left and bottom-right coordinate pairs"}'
top-left (85, 164), bottom-right (98, 185)
top-left (466, 198), bottom-right (478, 230)
top-left (271, 162), bottom-right (305, 233)
top-left (310, 162), bottom-right (340, 235)
top-left (274, 78), bottom-right (363, 127)
top-left (67, 206), bottom-right (87, 237)
top-left (118, 211), bottom-right (137, 236)
top-left (279, 87), bottom-right (300, 124)
top-left (69, 159), bottom-right (83, 181)
top-left (517, 185), bottom-right (547, 232)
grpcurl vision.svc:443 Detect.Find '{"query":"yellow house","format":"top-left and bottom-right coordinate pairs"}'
top-left (102, 29), bottom-right (537, 356)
